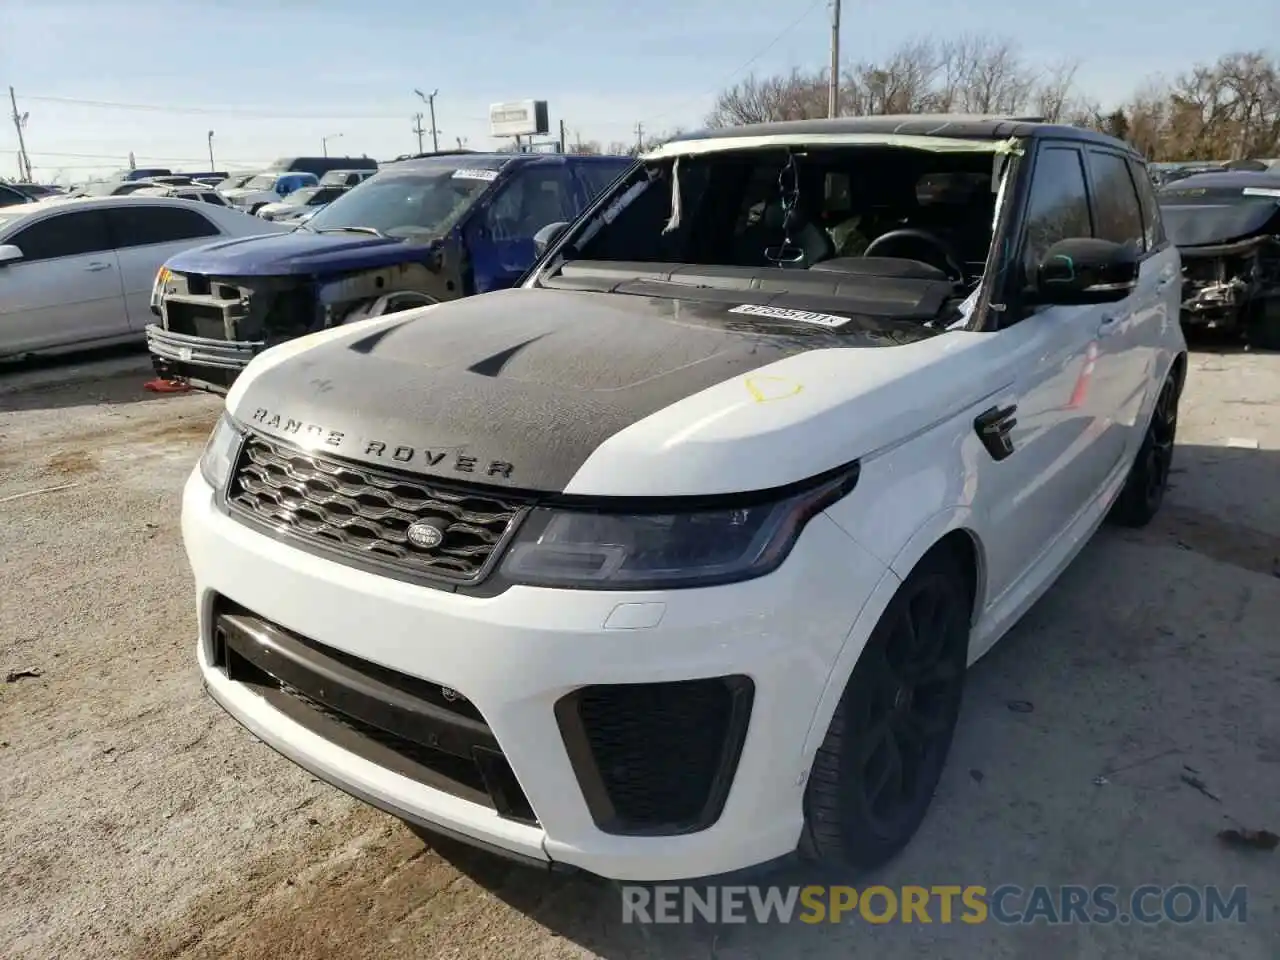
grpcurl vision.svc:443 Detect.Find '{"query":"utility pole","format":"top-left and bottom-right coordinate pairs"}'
top-left (427, 91), bottom-right (439, 152)
top-left (559, 119), bottom-right (566, 154)
top-left (827, 0), bottom-right (842, 118)
top-left (412, 113), bottom-right (426, 153)
top-left (207, 130), bottom-right (215, 170)
top-left (634, 121), bottom-right (644, 154)
top-left (9, 87), bottom-right (32, 182)
top-left (414, 89), bottom-right (440, 152)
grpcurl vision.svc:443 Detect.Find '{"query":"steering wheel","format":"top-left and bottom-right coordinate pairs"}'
top-left (863, 228), bottom-right (966, 284)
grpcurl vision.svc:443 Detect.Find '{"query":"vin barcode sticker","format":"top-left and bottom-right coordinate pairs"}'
top-left (452, 168), bottom-right (499, 181)
top-left (728, 304), bottom-right (851, 328)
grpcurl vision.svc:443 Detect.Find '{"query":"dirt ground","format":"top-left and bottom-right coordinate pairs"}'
top-left (1, 344), bottom-right (1277, 960)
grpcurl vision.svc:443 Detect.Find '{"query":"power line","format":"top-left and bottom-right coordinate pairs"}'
top-left (640, 0), bottom-right (826, 127)
top-left (26, 149), bottom-right (273, 163)
top-left (20, 93), bottom-right (494, 124)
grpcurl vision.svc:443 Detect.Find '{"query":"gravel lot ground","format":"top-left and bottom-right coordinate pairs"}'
top-left (1, 343), bottom-right (1278, 960)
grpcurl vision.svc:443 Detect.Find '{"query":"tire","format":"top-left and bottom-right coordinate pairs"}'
top-left (801, 547), bottom-right (971, 871)
top-left (1246, 300), bottom-right (1280, 351)
top-left (1108, 371), bottom-right (1180, 528)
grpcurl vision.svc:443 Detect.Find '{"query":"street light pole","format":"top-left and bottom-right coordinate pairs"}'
top-left (322, 132), bottom-right (343, 157)
top-left (207, 130), bottom-right (215, 170)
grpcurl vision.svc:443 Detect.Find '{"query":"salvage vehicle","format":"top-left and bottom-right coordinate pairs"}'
top-left (1159, 171), bottom-right (1280, 348)
top-left (138, 186), bottom-right (232, 206)
top-left (0, 195), bottom-right (284, 360)
top-left (319, 169), bottom-right (377, 188)
top-left (0, 182), bottom-right (34, 207)
top-left (183, 116), bottom-right (1186, 881)
top-left (221, 172), bottom-right (319, 216)
top-left (268, 156), bottom-right (378, 179)
top-left (148, 151), bottom-right (632, 391)
top-left (215, 173), bottom-right (257, 193)
top-left (255, 184), bottom-right (348, 222)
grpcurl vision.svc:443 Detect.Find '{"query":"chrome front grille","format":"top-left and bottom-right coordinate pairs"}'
top-left (227, 432), bottom-right (527, 584)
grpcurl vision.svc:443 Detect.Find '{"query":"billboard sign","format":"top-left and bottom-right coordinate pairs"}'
top-left (489, 100), bottom-right (550, 138)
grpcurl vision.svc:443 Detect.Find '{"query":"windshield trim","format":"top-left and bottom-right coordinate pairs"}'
top-left (644, 133), bottom-right (1024, 161)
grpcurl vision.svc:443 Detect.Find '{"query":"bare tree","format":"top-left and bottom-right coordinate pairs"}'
top-left (702, 38), bottom-right (1280, 162)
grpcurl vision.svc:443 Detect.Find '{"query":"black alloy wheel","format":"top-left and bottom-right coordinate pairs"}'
top-left (803, 548), bottom-right (970, 870)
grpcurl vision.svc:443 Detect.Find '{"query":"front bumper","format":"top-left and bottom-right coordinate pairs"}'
top-left (183, 469), bottom-right (891, 881)
top-left (146, 324), bottom-right (262, 392)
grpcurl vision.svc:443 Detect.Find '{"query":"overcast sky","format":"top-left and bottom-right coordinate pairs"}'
top-left (3, 0), bottom-right (1274, 182)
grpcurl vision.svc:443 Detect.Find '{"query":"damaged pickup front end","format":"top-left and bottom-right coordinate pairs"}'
top-left (146, 236), bottom-right (462, 392)
top-left (1158, 173), bottom-right (1280, 349)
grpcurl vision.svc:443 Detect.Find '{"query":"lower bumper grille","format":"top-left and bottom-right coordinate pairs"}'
top-left (165, 301), bottom-right (228, 339)
top-left (555, 677), bottom-right (754, 836)
top-left (211, 599), bottom-right (537, 824)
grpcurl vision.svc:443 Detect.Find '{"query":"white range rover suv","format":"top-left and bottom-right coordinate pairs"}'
top-left (184, 116), bottom-right (1186, 882)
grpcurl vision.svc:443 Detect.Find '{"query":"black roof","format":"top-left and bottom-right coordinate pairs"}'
top-left (1157, 170), bottom-right (1280, 193)
top-left (668, 115), bottom-right (1138, 156)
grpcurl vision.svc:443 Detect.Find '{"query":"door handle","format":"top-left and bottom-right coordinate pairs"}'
top-left (85, 261), bottom-right (112, 272)
top-left (1098, 315), bottom-right (1121, 336)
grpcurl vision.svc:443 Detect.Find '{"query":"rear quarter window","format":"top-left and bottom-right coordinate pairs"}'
top-left (107, 205), bottom-right (221, 247)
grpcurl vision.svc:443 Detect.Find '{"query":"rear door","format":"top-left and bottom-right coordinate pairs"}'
top-left (0, 208), bottom-right (126, 355)
top-left (104, 203), bottom-right (222, 328)
top-left (465, 163), bottom-right (579, 293)
top-left (1082, 147), bottom-right (1175, 460)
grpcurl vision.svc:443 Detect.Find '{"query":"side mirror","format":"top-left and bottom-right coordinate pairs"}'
top-left (1032, 237), bottom-right (1139, 306)
top-left (0, 243), bottom-right (24, 266)
top-left (533, 221), bottom-right (570, 257)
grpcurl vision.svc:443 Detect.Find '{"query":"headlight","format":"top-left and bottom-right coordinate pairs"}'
top-left (199, 414), bottom-right (244, 492)
top-left (499, 466), bottom-right (858, 590)
top-left (150, 266), bottom-right (171, 310)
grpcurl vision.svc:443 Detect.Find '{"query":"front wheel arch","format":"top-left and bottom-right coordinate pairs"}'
top-left (338, 291), bottom-right (440, 324)
top-left (799, 521), bottom-right (984, 765)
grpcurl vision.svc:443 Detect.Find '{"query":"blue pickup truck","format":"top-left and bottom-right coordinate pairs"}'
top-left (146, 150), bottom-right (632, 391)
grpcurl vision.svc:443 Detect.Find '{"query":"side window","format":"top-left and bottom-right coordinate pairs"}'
top-left (487, 168), bottom-right (576, 238)
top-left (1020, 146), bottom-right (1092, 283)
top-left (106, 205), bottom-right (220, 248)
top-left (202, 192), bottom-right (227, 206)
top-left (1127, 158), bottom-right (1167, 250)
top-left (10, 210), bottom-right (112, 261)
top-left (574, 163), bottom-right (627, 206)
top-left (1086, 149), bottom-right (1145, 252)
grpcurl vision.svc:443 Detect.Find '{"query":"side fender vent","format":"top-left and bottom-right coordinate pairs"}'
top-left (975, 404), bottom-right (1018, 461)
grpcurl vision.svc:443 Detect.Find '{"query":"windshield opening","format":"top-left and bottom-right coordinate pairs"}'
top-left (304, 158), bottom-right (507, 240)
top-left (549, 145), bottom-right (998, 290)
top-left (245, 174), bottom-right (280, 191)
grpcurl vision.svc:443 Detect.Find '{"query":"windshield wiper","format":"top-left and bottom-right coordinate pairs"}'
top-left (314, 226), bottom-right (385, 237)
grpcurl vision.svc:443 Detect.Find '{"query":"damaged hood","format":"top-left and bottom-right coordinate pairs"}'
top-left (1161, 201), bottom-right (1280, 248)
top-left (164, 230), bottom-right (441, 277)
top-left (226, 286), bottom-right (998, 496)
